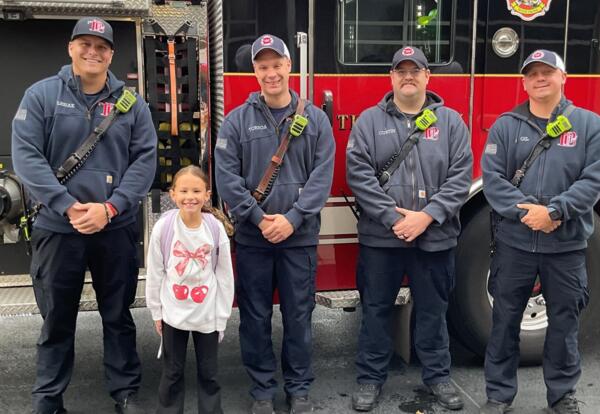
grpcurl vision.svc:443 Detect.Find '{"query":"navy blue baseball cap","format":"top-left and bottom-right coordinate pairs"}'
top-left (391, 46), bottom-right (429, 70)
top-left (71, 17), bottom-right (114, 48)
top-left (251, 34), bottom-right (290, 62)
top-left (521, 49), bottom-right (565, 74)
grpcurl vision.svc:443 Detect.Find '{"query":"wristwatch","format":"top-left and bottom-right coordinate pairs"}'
top-left (547, 207), bottom-right (562, 221)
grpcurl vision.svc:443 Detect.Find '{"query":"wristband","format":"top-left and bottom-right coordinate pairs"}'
top-left (103, 203), bottom-right (111, 224)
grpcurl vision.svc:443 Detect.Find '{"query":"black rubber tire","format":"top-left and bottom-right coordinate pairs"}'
top-left (449, 206), bottom-right (600, 365)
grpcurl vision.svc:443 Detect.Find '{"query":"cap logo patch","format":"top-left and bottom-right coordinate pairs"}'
top-left (423, 127), bottom-right (440, 141)
top-left (506, 0), bottom-right (552, 22)
top-left (88, 19), bottom-right (106, 34)
top-left (558, 131), bottom-right (577, 147)
top-left (532, 50), bottom-right (545, 60)
top-left (402, 47), bottom-right (415, 56)
top-left (261, 36), bottom-right (273, 46)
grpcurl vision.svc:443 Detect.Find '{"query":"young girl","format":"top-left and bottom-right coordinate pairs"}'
top-left (146, 165), bottom-right (234, 414)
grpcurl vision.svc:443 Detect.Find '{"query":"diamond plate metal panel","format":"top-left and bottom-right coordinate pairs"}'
top-left (0, 275), bottom-right (147, 316)
top-left (316, 288), bottom-right (411, 309)
top-left (0, 0), bottom-right (151, 16)
top-left (146, 3), bottom-right (207, 38)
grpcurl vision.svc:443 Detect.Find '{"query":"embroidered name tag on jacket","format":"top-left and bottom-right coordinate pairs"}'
top-left (248, 125), bottom-right (267, 132)
top-left (56, 101), bottom-right (75, 109)
top-left (558, 131), bottom-right (577, 147)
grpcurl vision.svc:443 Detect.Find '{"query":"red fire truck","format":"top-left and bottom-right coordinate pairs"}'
top-left (0, 0), bottom-right (598, 364)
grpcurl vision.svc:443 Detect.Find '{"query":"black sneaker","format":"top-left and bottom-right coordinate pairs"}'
top-left (479, 399), bottom-right (511, 414)
top-left (427, 382), bottom-right (464, 410)
top-left (114, 393), bottom-right (144, 414)
top-left (351, 383), bottom-right (382, 412)
top-left (251, 399), bottom-right (275, 414)
top-left (548, 393), bottom-right (581, 414)
top-left (286, 395), bottom-right (313, 414)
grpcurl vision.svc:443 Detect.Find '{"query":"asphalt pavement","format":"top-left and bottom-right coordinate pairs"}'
top-left (1, 306), bottom-right (598, 413)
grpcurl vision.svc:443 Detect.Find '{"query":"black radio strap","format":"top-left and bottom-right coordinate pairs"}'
top-left (55, 102), bottom-right (122, 184)
top-left (510, 104), bottom-right (575, 188)
top-left (377, 128), bottom-right (421, 187)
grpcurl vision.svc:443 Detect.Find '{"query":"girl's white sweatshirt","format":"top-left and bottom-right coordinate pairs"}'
top-left (146, 212), bottom-right (234, 333)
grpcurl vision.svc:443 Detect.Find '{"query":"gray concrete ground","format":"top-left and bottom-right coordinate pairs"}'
top-left (1, 306), bottom-right (598, 414)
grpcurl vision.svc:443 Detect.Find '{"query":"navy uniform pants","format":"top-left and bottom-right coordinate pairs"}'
top-left (355, 245), bottom-right (455, 386)
top-left (157, 323), bottom-right (222, 414)
top-left (485, 240), bottom-right (589, 406)
top-left (30, 224), bottom-right (141, 414)
top-left (235, 243), bottom-right (317, 401)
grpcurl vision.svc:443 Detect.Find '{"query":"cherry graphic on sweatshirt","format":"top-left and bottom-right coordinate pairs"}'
top-left (191, 286), bottom-right (209, 303)
top-left (172, 284), bottom-right (189, 300)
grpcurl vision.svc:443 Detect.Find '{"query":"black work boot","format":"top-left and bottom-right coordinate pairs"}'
top-left (114, 393), bottom-right (144, 414)
top-left (251, 399), bottom-right (275, 414)
top-left (427, 382), bottom-right (464, 410)
top-left (351, 383), bottom-right (382, 412)
top-left (479, 399), bottom-right (511, 414)
top-left (547, 393), bottom-right (581, 414)
top-left (286, 395), bottom-right (313, 414)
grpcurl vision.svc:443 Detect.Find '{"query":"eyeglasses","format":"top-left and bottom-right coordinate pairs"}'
top-left (392, 68), bottom-right (424, 77)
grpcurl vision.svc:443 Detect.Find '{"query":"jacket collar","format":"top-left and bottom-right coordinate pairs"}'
top-left (58, 64), bottom-right (125, 100)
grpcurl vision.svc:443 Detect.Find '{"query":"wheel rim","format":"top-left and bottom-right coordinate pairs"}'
top-left (486, 271), bottom-right (548, 331)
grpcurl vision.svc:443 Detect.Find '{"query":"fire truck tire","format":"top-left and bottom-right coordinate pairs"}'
top-left (450, 206), bottom-right (600, 365)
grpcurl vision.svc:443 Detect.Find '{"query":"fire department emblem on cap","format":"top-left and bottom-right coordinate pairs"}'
top-left (532, 50), bottom-right (545, 59)
top-left (506, 0), bottom-right (552, 22)
top-left (88, 19), bottom-right (106, 33)
top-left (402, 47), bottom-right (415, 56)
top-left (261, 35), bottom-right (273, 46)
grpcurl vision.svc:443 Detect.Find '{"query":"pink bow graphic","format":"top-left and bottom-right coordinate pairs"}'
top-left (172, 241), bottom-right (211, 276)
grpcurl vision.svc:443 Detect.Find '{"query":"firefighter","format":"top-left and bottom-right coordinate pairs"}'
top-left (11, 17), bottom-right (156, 414)
top-left (214, 34), bottom-right (335, 414)
top-left (346, 46), bottom-right (472, 412)
top-left (480, 50), bottom-right (600, 414)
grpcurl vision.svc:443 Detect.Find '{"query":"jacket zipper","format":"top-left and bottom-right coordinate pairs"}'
top-left (529, 122), bottom-right (545, 253)
top-left (258, 101), bottom-right (295, 141)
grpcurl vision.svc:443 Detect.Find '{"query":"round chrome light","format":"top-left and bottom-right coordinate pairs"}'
top-left (492, 27), bottom-right (519, 58)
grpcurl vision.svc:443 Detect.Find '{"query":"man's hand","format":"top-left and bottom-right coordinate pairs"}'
top-left (261, 214), bottom-right (294, 244)
top-left (392, 208), bottom-right (434, 242)
top-left (66, 202), bottom-right (87, 222)
top-left (517, 203), bottom-right (562, 233)
top-left (69, 203), bottom-right (109, 234)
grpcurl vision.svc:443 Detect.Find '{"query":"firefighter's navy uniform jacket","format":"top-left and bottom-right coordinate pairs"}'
top-left (215, 90), bottom-right (335, 399)
top-left (346, 91), bottom-right (472, 386)
top-left (11, 64), bottom-right (157, 413)
top-left (481, 96), bottom-right (600, 406)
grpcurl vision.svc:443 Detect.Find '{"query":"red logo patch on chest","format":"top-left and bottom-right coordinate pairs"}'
top-left (558, 131), bottom-right (577, 147)
top-left (423, 126), bottom-right (440, 141)
top-left (100, 102), bottom-right (114, 117)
